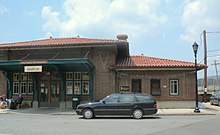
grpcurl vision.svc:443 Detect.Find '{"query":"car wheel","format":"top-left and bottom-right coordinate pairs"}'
top-left (218, 101), bottom-right (220, 106)
top-left (83, 108), bottom-right (94, 119)
top-left (132, 108), bottom-right (143, 119)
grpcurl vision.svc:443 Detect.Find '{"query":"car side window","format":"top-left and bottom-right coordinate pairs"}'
top-left (136, 95), bottom-right (152, 102)
top-left (104, 95), bottom-right (119, 103)
top-left (118, 95), bottom-right (135, 103)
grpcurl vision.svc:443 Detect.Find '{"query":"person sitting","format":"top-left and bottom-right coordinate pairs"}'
top-left (0, 95), bottom-right (8, 109)
top-left (15, 94), bottom-right (23, 109)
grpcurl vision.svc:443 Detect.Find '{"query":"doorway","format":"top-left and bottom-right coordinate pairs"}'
top-left (39, 72), bottom-right (60, 107)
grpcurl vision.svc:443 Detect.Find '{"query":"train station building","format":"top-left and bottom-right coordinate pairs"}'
top-left (0, 34), bottom-right (204, 109)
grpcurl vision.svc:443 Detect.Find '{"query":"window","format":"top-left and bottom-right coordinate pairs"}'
top-left (136, 95), bottom-right (152, 102)
top-left (66, 72), bottom-right (73, 80)
top-left (132, 79), bottom-right (141, 93)
top-left (28, 82), bottom-right (33, 94)
top-left (13, 73), bottom-right (19, 81)
top-left (12, 73), bottom-right (33, 95)
top-left (82, 72), bottom-right (89, 80)
top-left (82, 81), bottom-right (89, 94)
top-left (66, 81), bottom-right (73, 94)
top-left (66, 72), bottom-right (90, 95)
top-left (21, 73), bottom-right (27, 80)
top-left (20, 82), bottom-right (26, 94)
top-left (151, 79), bottom-right (161, 96)
top-left (104, 95), bottom-right (119, 103)
top-left (13, 82), bottom-right (19, 94)
top-left (118, 95), bottom-right (135, 103)
top-left (74, 72), bottom-right (81, 80)
top-left (170, 80), bottom-right (179, 95)
top-left (74, 81), bottom-right (81, 94)
top-left (28, 73), bottom-right (33, 80)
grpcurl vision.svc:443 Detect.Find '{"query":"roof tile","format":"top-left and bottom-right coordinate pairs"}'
top-left (0, 37), bottom-right (127, 49)
top-left (114, 55), bottom-right (204, 68)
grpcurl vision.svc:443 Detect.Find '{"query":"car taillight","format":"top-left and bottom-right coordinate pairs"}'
top-left (153, 104), bottom-right (157, 108)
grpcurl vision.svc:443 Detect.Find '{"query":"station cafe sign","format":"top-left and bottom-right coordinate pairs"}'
top-left (21, 60), bottom-right (47, 73)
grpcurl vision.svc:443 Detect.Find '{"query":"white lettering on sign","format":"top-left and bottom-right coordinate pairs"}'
top-left (24, 66), bottom-right (42, 72)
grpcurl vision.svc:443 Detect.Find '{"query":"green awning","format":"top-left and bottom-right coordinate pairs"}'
top-left (0, 58), bottom-right (95, 72)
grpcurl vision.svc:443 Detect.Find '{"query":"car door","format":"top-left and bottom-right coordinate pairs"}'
top-left (116, 94), bottom-right (135, 115)
top-left (216, 91), bottom-right (220, 104)
top-left (94, 94), bottom-right (119, 115)
top-left (213, 92), bottom-right (219, 104)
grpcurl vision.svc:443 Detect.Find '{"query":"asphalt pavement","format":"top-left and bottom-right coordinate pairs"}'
top-left (0, 102), bottom-right (219, 115)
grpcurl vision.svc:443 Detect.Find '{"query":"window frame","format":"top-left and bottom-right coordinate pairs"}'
top-left (20, 82), bottom-right (26, 94)
top-left (74, 72), bottom-right (81, 80)
top-left (66, 81), bottom-right (73, 95)
top-left (74, 81), bottom-right (81, 95)
top-left (28, 81), bottom-right (33, 94)
top-left (13, 82), bottom-right (20, 94)
top-left (12, 73), bottom-right (33, 95)
top-left (169, 79), bottom-right (179, 96)
top-left (65, 72), bottom-right (90, 95)
top-left (66, 72), bottom-right (73, 80)
top-left (150, 79), bottom-right (161, 96)
top-left (82, 81), bottom-right (89, 95)
top-left (82, 72), bottom-right (89, 80)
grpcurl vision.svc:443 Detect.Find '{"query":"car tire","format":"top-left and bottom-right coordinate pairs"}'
top-left (218, 101), bottom-right (220, 106)
top-left (83, 108), bottom-right (94, 119)
top-left (132, 108), bottom-right (143, 119)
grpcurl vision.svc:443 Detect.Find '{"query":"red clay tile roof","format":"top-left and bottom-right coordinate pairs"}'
top-left (0, 37), bottom-right (127, 49)
top-left (113, 55), bottom-right (205, 69)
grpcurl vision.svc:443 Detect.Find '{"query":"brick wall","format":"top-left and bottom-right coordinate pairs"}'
top-left (116, 70), bottom-right (195, 101)
top-left (91, 47), bottom-right (116, 100)
top-left (1, 46), bottom-right (196, 103)
top-left (4, 46), bottom-right (117, 100)
top-left (0, 50), bottom-right (8, 96)
top-left (0, 72), bottom-right (7, 96)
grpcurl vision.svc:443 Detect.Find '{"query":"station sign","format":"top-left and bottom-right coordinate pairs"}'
top-left (24, 66), bottom-right (42, 72)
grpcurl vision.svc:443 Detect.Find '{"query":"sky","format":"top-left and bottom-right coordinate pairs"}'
top-left (0, 0), bottom-right (220, 78)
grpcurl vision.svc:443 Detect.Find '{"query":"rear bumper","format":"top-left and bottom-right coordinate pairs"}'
top-left (143, 108), bottom-right (157, 115)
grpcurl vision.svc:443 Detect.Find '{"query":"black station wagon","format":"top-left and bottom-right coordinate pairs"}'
top-left (76, 93), bottom-right (157, 119)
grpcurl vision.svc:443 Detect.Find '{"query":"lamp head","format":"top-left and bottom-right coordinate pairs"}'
top-left (192, 42), bottom-right (198, 54)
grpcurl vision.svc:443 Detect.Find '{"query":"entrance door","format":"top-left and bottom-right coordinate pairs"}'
top-left (39, 81), bottom-right (60, 107)
top-left (39, 82), bottom-right (49, 107)
top-left (50, 82), bottom-right (60, 107)
top-left (38, 72), bottom-right (61, 107)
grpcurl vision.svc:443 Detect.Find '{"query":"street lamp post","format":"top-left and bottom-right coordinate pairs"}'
top-left (192, 42), bottom-right (200, 113)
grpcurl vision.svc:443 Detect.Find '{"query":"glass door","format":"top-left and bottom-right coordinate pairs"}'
top-left (39, 72), bottom-right (61, 107)
top-left (50, 81), bottom-right (60, 107)
top-left (39, 82), bottom-right (49, 107)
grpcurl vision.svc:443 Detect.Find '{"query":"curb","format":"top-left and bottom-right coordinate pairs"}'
top-left (1, 109), bottom-right (217, 116)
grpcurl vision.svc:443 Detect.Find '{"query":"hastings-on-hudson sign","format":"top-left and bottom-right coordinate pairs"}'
top-left (24, 66), bottom-right (42, 72)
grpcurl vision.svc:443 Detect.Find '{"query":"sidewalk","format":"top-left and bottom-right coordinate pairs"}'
top-left (0, 102), bottom-right (219, 116)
